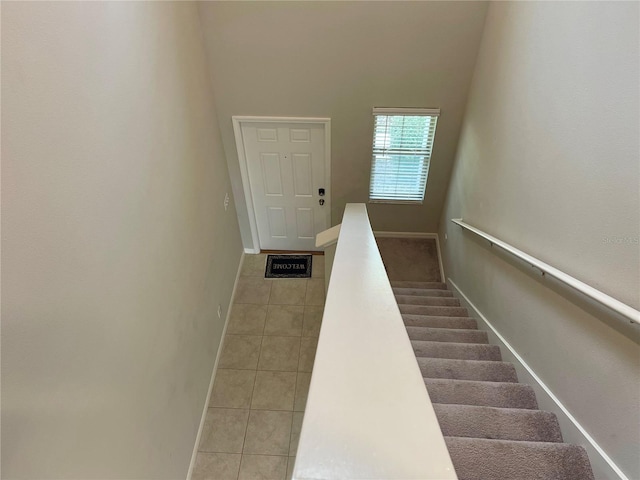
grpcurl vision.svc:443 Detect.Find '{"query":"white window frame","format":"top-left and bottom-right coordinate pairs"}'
top-left (369, 107), bottom-right (440, 204)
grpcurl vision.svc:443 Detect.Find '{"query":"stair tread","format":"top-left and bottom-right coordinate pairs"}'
top-left (390, 281), bottom-right (447, 289)
top-left (393, 287), bottom-right (453, 297)
top-left (406, 326), bottom-right (488, 344)
top-left (444, 436), bottom-right (595, 480)
top-left (418, 357), bottom-right (519, 383)
top-left (395, 295), bottom-right (461, 306)
top-left (433, 403), bottom-right (563, 443)
top-left (403, 314), bottom-right (478, 330)
top-left (399, 304), bottom-right (469, 317)
top-left (425, 378), bottom-right (538, 409)
top-left (412, 340), bottom-right (502, 361)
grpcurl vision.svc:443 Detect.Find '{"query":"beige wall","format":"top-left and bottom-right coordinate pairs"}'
top-left (1, 2), bottom-right (242, 478)
top-left (439, 2), bottom-right (639, 478)
top-left (198, 1), bottom-right (488, 249)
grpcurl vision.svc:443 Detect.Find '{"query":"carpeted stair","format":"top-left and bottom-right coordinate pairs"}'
top-left (392, 281), bottom-right (595, 480)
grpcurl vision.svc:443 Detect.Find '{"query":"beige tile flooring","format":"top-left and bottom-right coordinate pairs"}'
top-left (192, 254), bottom-right (325, 480)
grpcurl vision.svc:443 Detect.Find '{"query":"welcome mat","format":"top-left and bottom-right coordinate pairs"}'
top-left (265, 255), bottom-right (312, 278)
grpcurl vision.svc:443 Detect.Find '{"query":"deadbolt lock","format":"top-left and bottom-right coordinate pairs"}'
top-left (319, 188), bottom-right (325, 196)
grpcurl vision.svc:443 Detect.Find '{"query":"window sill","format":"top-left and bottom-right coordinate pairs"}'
top-left (368, 199), bottom-right (424, 205)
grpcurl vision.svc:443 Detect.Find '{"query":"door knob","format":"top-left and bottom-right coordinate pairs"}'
top-left (319, 199), bottom-right (325, 206)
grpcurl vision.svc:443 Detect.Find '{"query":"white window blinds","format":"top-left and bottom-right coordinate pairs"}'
top-left (369, 108), bottom-right (439, 203)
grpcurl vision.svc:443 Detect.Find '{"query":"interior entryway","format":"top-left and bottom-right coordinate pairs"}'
top-left (233, 117), bottom-right (331, 252)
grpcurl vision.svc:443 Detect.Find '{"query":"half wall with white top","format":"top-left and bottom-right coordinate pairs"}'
top-left (294, 204), bottom-right (456, 480)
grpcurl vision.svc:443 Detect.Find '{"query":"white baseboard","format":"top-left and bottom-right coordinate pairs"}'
top-left (448, 278), bottom-right (627, 480)
top-left (244, 247), bottom-right (260, 254)
top-left (373, 231), bottom-right (445, 283)
top-left (186, 252), bottom-right (245, 480)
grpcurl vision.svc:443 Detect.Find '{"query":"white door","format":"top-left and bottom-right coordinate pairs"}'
top-left (240, 121), bottom-right (329, 251)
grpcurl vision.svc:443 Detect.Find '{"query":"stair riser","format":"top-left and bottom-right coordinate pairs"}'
top-left (400, 305), bottom-right (468, 317)
top-left (393, 288), bottom-right (453, 297)
top-left (426, 379), bottom-right (538, 409)
top-left (412, 341), bottom-right (502, 361)
top-left (406, 327), bottom-right (488, 344)
top-left (418, 358), bottom-right (519, 383)
top-left (395, 295), bottom-right (461, 306)
top-left (433, 404), bottom-right (563, 443)
top-left (390, 281), bottom-right (447, 289)
top-left (403, 315), bottom-right (478, 330)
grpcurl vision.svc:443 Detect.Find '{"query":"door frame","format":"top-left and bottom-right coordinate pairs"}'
top-left (232, 116), bottom-right (331, 253)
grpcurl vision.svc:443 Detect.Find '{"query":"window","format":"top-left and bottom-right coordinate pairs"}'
top-left (369, 107), bottom-right (439, 203)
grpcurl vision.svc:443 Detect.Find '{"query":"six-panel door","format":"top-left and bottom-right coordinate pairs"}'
top-left (241, 122), bottom-right (327, 251)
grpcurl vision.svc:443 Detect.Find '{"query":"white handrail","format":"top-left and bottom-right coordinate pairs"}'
top-left (451, 219), bottom-right (640, 326)
top-left (293, 204), bottom-right (457, 480)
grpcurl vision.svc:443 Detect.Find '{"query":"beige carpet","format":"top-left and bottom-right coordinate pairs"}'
top-left (392, 280), bottom-right (595, 480)
top-left (375, 237), bottom-right (441, 282)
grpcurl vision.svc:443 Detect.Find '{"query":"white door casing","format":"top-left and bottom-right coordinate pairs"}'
top-left (233, 117), bottom-right (331, 252)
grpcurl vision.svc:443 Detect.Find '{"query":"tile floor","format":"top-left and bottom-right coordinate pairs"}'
top-left (192, 254), bottom-right (325, 480)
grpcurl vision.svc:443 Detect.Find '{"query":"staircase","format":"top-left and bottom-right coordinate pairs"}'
top-left (392, 280), bottom-right (596, 480)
